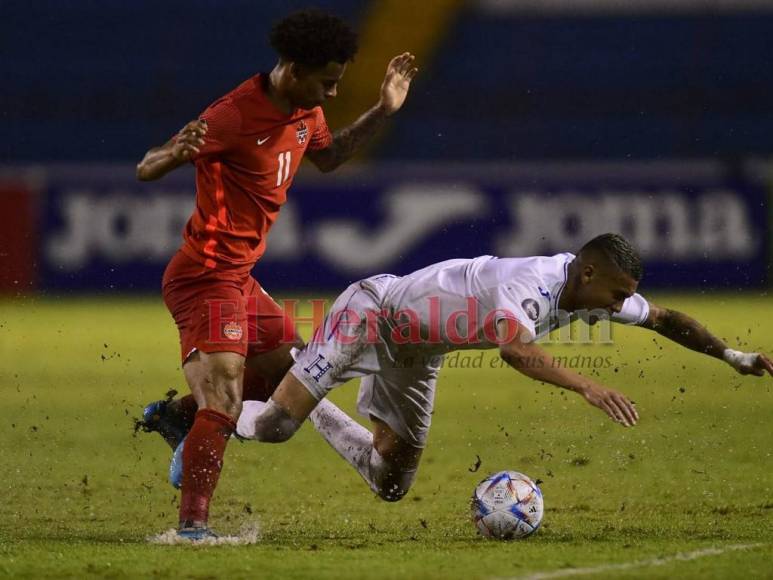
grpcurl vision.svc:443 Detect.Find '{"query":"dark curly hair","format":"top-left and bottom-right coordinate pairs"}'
top-left (579, 233), bottom-right (643, 281)
top-left (270, 10), bottom-right (358, 68)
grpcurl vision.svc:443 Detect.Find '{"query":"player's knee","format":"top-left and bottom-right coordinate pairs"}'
top-left (209, 356), bottom-right (244, 384)
top-left (378, 487), bottom-right (408, 503)
top-left (376, 483), bottom-right (410, 503)
top-left (200, 385), bottom-right (242, 419)
top-left (252, 399), bottom-right (301, 443)
top-left (372, 463), bottom-right (416, 503)
top-left (225, 398), bottom-right (243, 420)
top-left (203, 356), bottom-right (245, 418)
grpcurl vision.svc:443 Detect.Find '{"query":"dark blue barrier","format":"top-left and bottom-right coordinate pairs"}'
top-left (385, 13), bottom-right (773, 160)
top-left (26, 162), bottom-right (770, 293)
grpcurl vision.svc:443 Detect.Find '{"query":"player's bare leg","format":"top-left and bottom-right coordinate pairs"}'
top-left (140, 341), bottom-right (301, 450)
top-left (183, 351), bottom-right (244, 414)
top-left (177, 350), bottom-right (244, 532)
top-left (238, 372), bottom-right (422, 501)
top-left (244, 340), bottom-right (301, 389)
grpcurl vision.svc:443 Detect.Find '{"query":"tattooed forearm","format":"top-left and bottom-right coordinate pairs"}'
top-left (650, 308), bottom-right (727, 358)
top-left (308, 105), bottom-right (388, 172)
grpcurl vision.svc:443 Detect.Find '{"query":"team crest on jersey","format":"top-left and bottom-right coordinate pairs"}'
top-left (522, 299), bottom-right (540, 321)
top-left (223, 321), bottom-right (243, 341)
top-left (296, 120), bottom-right (308, 144)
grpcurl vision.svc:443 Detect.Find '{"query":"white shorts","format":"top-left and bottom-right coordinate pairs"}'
top-left (290, 275), bottom-right (443, 448)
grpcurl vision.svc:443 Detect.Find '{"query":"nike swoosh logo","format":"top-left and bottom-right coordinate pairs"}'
top-left (257, 136), bottom-right (270, 145)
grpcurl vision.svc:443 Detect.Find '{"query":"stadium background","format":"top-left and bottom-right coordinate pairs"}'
top-left (2, 0), bottom-right (772, 295)
top-left (2, 2), bottom-right (773, 576)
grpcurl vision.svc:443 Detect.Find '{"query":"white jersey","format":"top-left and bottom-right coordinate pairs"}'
top-left (378, 253), bottom-right (649, 350)
top-left (290, 253), bottom-right (649, 447)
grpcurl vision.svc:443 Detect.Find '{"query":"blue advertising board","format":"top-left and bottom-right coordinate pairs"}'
top-left (26, 162), bottom-right (771, 292)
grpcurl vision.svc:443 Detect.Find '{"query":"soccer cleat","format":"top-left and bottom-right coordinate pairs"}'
top-left (138, 396), bottom-right (192, 450)
top-left (169, 437), bottom-right (186, 489)
top-left (176, 526), bottom-right (219, 542)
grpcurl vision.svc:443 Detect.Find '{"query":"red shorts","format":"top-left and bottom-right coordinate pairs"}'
top-left (162, 250), bottom-right (297, 363)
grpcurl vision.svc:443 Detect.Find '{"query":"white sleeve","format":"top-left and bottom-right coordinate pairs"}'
top-left (611, 293), bottom-right (650, 326)
top-left (491, 283), bottom-right (538, 340)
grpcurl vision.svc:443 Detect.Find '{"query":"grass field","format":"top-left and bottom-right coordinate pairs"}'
top-left (0, 294), bottom-right (771, 579)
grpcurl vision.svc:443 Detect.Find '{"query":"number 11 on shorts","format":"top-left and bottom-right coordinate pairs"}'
top-left (276, 151), bottom-right (291, 186)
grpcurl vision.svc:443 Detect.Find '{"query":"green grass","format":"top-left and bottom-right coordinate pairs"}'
top-left (0, 294), bottom-right (771, 579)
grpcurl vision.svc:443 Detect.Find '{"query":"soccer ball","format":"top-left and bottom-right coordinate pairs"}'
top-left (471, 470), bottom-right (543, 540)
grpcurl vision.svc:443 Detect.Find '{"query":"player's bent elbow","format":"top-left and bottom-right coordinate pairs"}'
top-left (314, 160), bottom-right (338, 173)
top-left (135, 164), bottom-right (148, 181)
top-left (307, 150), bottom-right (339, 173)
top-left (136, 162), bottom-right (156, 181)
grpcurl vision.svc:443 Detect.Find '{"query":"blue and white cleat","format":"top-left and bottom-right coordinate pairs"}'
top-left (169, 437), bottom-right (186, 489)
top-left (176, 527), bottom-right (219, 542)
top-left (141, 400), bottom-right (165, 424)
top-left (138, 396), bottom-right (193, 450)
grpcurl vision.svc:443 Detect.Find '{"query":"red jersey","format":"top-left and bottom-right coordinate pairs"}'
top-left (178, 74), bottom-right (332, 271)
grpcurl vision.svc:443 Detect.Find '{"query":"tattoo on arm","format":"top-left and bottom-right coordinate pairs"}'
top-left (650, 308), bottom-right (727, 358)
top-left (310, 105), bottom-right (388, 172)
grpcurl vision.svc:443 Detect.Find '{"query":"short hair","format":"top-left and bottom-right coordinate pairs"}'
top-left (579, 233), bottom-right (643, 281)
top-left (270, 10), bottom-right (358, 68)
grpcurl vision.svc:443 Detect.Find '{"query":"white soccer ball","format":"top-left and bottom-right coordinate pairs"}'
top-left (471, 470), bottom-right (543, 540)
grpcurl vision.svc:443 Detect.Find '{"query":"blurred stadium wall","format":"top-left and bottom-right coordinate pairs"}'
top-left (1, 0), bottom-right (771, 294)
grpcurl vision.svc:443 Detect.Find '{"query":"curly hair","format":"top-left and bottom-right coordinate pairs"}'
top-left (270, 10), bottom-right (358, 68)
top-left (579, 233), bottom-right (643, 281)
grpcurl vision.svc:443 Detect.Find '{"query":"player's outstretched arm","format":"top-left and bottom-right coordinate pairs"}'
top-left (136, 120), bottom-right (207, 181)
top-left (307, 53), bottom-right (418, 172)
top-left (641, 303), bottom-right (773, 377)
top-left (497, 320), bottom-right (638, 427)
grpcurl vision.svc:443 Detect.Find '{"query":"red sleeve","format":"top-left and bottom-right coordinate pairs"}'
top-left (189, 97), bottom-right (241, 160)
top-left (308, 107), bottom-right (333, 151)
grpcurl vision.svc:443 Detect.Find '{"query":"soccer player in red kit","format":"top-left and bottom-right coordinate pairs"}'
top-left (135, 10), bottom-right (418, 540)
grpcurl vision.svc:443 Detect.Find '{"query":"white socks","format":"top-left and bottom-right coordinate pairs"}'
top-left (722, 348), bottom-right (759, 373)
top-left (309, 399), bottom-right (417, 501)
top-left (236, 400), bottom-right (267, 439)
top-left (308, 399), bottom-right (382, 494)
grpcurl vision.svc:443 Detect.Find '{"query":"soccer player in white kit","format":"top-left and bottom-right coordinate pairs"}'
top-left (236, 233), bottom-right (773, 502)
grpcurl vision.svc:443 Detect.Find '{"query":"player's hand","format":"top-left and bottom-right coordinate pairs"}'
top-left (171, 119), bottom-right (208, 161)
top-left (378, 52), bottom-right (418, 115)
top-left (580, 384), bottom-right (639, 427)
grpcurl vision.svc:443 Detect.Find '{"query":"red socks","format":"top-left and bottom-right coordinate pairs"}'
top-left (175, 374), bottom-right (273, 526)
top-left (179, 408), bottom-right (236, 526)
